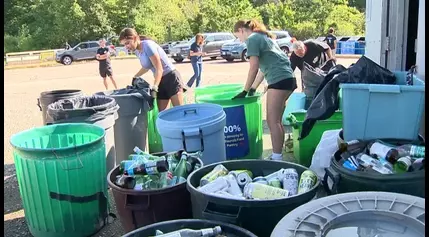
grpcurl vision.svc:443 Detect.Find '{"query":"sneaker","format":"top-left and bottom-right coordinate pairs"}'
top-left (263, 155), bottom-right (283, 161)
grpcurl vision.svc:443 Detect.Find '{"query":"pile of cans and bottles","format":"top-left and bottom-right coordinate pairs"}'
top-left (114, 147), bottom-right (201, 190)
top-left (340, 140), bottom-right (425, 174)
top-left (197, 165), bottom-right (317, 200)
top-left (152, 226), bottom-right (225, 237)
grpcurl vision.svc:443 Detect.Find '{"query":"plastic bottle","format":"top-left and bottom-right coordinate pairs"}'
top-left (127, 159), bottom-right (169, 176)
top-left (154, 226), bottom-right (222, 237)
top-left (396, 144), bottom-right (425, 158)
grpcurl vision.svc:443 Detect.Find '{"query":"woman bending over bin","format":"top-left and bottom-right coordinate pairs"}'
top-left (232, 19), bottom-right (297, 161)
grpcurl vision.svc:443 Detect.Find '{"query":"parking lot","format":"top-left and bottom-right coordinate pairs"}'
top-left (4, 57), bottom-right (358, 236)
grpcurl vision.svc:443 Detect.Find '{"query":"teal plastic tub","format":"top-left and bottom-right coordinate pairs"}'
top-left (282, 92), bottom-right (306, 126)
top-left (340, 71), bottom-right (425, 141)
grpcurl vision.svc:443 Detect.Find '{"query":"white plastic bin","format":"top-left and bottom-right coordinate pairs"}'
top-left (340, 71), bottom-right (425, 141)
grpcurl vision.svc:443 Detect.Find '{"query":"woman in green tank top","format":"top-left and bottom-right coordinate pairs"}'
top-left (232, 19), bottom-right (297, 161)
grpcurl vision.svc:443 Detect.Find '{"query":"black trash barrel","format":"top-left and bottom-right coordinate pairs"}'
top-left (122, 219), bottom-right (257, 237)
top-left (95, 88), bottom-right (153, 162)
top-left (108, 153), bottom-right (203, 233)
top-left (47, 95), bottom-right (119, 173)
top-left (187, 160), bottom-right (320, 237)
top-left (37, 89), bottom-right (83, 125)
top-left (324, 138), bottom-right (425, 198)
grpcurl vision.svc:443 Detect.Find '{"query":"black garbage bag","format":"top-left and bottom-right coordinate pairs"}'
top-left (47, 95), bottom-right (120, 123)
top-left (299, 56), bottom-right (397, 140)
top-left (302, 59), bottom-right (337, 109)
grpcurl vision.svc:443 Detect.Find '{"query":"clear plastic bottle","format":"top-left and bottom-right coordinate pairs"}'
top-left (396, 144), bottom-right (425, 158)
top-left (155, 226), bottom-right (222, 237)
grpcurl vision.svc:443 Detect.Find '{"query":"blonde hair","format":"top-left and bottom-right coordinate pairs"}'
top-left (233, 19), bottom-right (275, 39)
top-left (195, 33), bottom-right (204, 45)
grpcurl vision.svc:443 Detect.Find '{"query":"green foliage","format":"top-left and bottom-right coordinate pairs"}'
top-left (4, 0), bottom-right (366, 53)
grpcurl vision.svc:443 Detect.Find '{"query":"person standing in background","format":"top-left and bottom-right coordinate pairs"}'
top-left (323, 27), bottom-right (337, 58)
top-left (187, 33), bottom-right (206, 88)
top-left (96, 38), bottom-right (118, 90)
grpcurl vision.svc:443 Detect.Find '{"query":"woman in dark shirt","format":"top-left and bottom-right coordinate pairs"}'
top-left (187, 33), bottom-right (205, 88)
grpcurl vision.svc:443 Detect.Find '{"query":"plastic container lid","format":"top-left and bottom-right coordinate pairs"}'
top-left (157, 103), bottom-right (226, 130)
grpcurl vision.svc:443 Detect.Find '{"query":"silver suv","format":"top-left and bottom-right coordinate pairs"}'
top-left (55, 41), bottom-right (115, 65)
top-left (170, 32), bottom-right (236, 63)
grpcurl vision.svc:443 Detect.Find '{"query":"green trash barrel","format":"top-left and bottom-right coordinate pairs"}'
top-left (196, 91), bottom-right (263, 160)
top-left (287, 110), bottom-right (343, 167)
top-left (194, 84), bottom-right (243, 102)
top-left (10, 123), bottom-right (108, 237)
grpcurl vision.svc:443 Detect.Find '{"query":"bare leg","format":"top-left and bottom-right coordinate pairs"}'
top-left (170, 91), bottom-right (184, 107)
top-left (102, 77), bottom-right (108, 90)
top-left (157, 99), bottom-right (170, 112)
top-left (109, 75), bottom-right (118, 89)
top-left (266, 89), bottom-right (293, 154)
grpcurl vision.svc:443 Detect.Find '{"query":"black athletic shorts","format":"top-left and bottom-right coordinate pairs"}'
top-left (267, 78), bottom-right (297, 91)
top-left (158, 70), bottom-right (184, 100)
top-left (99, 66), bottom-right (113, 78)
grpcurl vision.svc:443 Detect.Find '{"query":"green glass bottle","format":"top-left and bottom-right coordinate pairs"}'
top-left (173, 152), bottom-right (189, 179)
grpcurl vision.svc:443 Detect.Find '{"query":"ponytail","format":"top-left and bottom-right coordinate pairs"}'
top-left (234, 19), bottom-right (275, 39)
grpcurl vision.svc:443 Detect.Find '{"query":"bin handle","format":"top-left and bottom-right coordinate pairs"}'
top-left (182, 128), bottom-right (204, 152)
top-left (323, 167), bottom-right (340, 195)
top-left (202, 202), bottom-right (241, 224)
top-left (184, 109), bottom-right (197, 115)
top-left (125, 195), bottom-right (151, 211)
top-left (37, 98), bottom-right (42, 111)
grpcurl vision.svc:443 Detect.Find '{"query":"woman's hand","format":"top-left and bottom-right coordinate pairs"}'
top-left (232, 90), bottom-right (248, 100)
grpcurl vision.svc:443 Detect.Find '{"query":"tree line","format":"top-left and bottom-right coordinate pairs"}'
top-left (4, 0), bottom-right (365, 53)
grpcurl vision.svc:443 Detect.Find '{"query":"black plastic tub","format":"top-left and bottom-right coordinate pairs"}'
top-left (122, 219), bottom-right (257, 237)
top-left (324, 138), bottom-right (425, 197)
top-left (186, 159), bottom-right (320, 237)
top-left (108, 153), bottom-right (203, 233)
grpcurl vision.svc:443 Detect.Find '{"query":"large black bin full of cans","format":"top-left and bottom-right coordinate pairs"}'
top-left (107, 152), bottom-right (203, 233)
top-left (324, 136), bottom-right (425, 198)
top-left (186, 160), bottom-right (320, 237)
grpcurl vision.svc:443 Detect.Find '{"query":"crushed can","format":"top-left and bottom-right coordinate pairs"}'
top-left (198, 176), bottom-right (229, 194)
top-left (225, 174), bottom-right (243, 196)
top-left (253, 176), bottom-right (269, 185)
top-left (243, 183), bottom-right (289, 200)
top-left (297, 170), bottom-right (317, 194)
top-left (200, 164), bottom-right (229, 187)
top-left (267, 177), bottom-right (282, 189)
top-left (281, 168), bottom-right (299, 196)
top-left (230, 170), bottom-right (253, 188)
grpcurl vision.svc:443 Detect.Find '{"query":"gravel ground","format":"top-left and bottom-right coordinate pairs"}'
top-left (4, 57), bottom-right (358, 236)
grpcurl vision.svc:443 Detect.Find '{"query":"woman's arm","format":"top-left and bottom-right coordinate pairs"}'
top-left (243, 56), bottom-right (260, 91)
top-left (251, 70), bottom-right (265, 90)
top-left (149, 53), bottom-right (164, 88)
top-left (134, 67), bottom-right (149, 78)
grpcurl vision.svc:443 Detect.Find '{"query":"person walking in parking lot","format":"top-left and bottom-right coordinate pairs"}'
top-left (323, 27), bottom-right (337, 57)
top-left (187, 33), bottom-right (206, 88)
top-left (96, 38), bottom-right (118, 90)
top-left (119, 27), bottom-right (185, 112)
top-left (232, 19), bottom-right (296, 161)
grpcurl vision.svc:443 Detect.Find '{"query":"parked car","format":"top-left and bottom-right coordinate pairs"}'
top-left (161, 40), bottom-right (188, 55)
top-left (220, 30), bottom-right (294, 62)
top-left (55, 40), bottom-right (116, 65)
top-left (170, 32), bottom-right (236, 63)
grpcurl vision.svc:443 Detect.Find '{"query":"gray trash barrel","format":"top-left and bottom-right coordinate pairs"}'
top-left (95, 89), bottom-right (152, 163)
top-left (47, 95), bottom-right (119, 173)
top-left (37, 89), bottom-right (83, 125)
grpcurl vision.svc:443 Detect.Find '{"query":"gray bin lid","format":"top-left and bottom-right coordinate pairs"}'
top-left (271, 191), bottom-right (425, 237)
